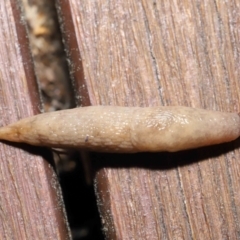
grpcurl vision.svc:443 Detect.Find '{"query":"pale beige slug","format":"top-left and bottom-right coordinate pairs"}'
top-left (0, 106), bottom-right (239, 153)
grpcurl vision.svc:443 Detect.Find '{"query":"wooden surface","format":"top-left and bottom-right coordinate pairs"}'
top-left (0, 1), bottom-right (71, 239)
top-left (56, 0), bottom-right (240, 239)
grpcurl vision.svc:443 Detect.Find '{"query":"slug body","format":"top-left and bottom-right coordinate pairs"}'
top-left (0, 106), bottom-right (239, 153)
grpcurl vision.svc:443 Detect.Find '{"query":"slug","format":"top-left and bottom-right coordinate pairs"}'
top-left (0, 106), bottom-right (239, 153)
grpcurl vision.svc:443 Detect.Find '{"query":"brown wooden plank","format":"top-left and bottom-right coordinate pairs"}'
top-left (0, 1), bottom-right (71, 239)
top-left (56, 0), bottom-right (240, 239)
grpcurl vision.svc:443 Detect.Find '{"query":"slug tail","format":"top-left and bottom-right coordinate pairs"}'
top-left (0, 126), bottom-right (21, 143)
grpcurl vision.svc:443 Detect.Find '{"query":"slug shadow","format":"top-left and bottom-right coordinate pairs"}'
top-left (0, 140), bottom-right (55, 169)
top-left (92, 139), bottom-right (240, 171)
top-left (1, 139), bottom-right (240, 172)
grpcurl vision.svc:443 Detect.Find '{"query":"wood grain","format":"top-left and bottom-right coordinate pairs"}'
top-left (0, 1), bottom-right (71, 239)
top-left (56, 0), bottom-right (240, 239)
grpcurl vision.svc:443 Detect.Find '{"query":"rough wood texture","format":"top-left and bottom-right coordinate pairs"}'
top-left (0, 1), bottom-right (71, 239)
top-left (56, 0), bottom-right (240, 239)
